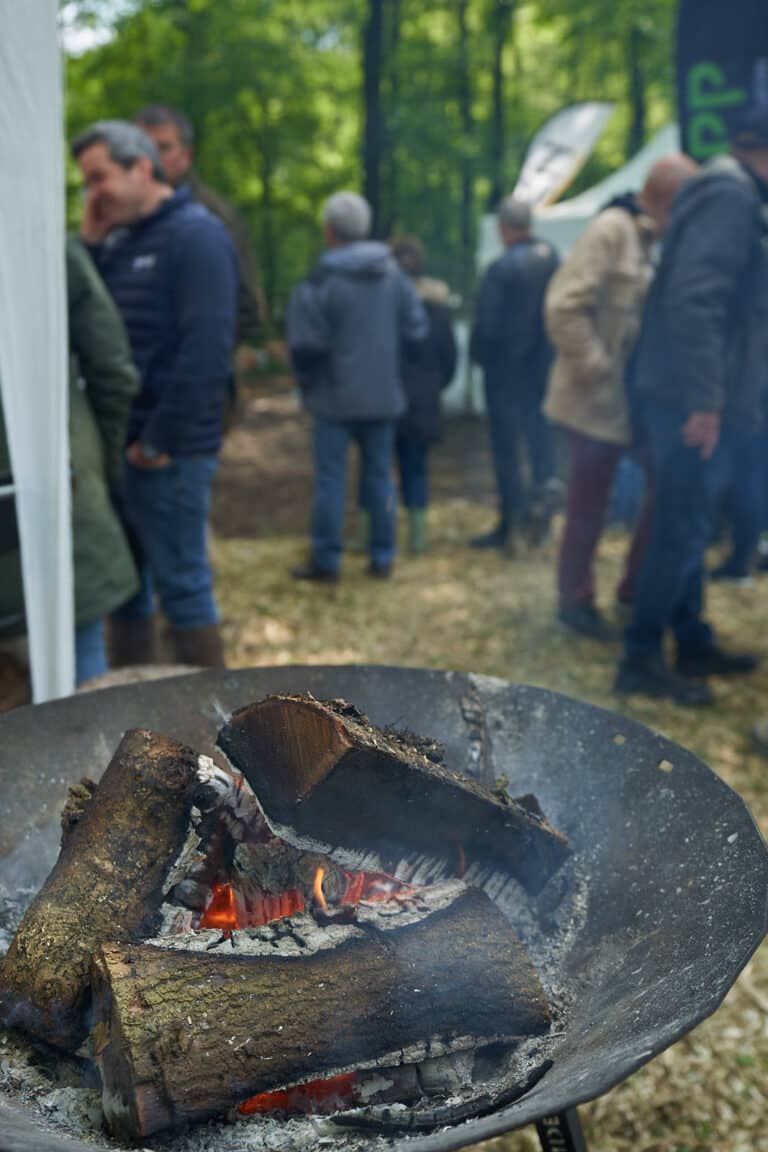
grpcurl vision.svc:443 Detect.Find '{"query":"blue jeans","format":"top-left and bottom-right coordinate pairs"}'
top-left (113, 456), bottom-right (219, 629)
top-left (396, 432), bottom-right (429, 508)
top-left (711, 417), bottom-right (763, 573)
top-left (625, 402), bottom-right (714, 662)
top-left (75, 618), bottom-right (107, 686)
top-left (312, 416), bottom-right (395, 573)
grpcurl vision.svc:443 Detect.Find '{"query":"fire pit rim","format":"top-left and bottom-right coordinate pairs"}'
top-left (0, 663), bottom-right (766, 1152)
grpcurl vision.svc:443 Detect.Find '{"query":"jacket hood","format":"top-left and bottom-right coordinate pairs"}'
top-left (415, 275), bottom-right (451, 305)
top-left (601, 191), bottom-right (642, 216)
top-left (319, 241), bottom-right (394, 278)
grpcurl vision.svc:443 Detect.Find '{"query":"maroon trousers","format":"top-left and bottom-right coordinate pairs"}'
top-left (557, 428), bottom-right (653, 611)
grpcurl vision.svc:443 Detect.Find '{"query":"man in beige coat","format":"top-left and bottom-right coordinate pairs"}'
top-left (544, 156), bottom-right (697, 637)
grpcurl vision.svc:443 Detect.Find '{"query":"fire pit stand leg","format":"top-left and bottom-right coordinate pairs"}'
top-left (534, 1108), bottom-right (587, 1152)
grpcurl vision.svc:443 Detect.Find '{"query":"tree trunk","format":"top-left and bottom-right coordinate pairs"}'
top-left (488, 0), bottom-right (515, 209)
top-left (626, 22), bottom-right (647, 159)
top-left (457, 0), bottom-right (476, 300)
top-left (362, 0), bottom-right (385, 234)
top-left (379, 0), bottom-right (402, 239)
top-left (217, 694), bottom-right (570, 894)
top-left (92, 885), bottom-right (551, 1141)
top-left (0, 730), bottom-right (202, 1050)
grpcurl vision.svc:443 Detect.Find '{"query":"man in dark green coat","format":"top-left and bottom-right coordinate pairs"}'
top-left (0, 237), bottom-right (140, 684)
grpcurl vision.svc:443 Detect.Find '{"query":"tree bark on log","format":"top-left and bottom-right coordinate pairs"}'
top-left (91, 886), bottom-right (550, 1142)
top-left (218, 695), bottom-right (569, 894)
top-left (0, 730), bottom-right (202, 1050)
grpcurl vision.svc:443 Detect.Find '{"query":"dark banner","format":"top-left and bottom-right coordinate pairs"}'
top-left (676, 0), bottom-right (768, 160)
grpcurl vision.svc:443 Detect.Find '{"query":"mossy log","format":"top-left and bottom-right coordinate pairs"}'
top-left (0, 730), bottom-right (202, 1050)
top-left (218, 694), bottom-right (570, 894)
top-left (91, 886), bottom-right (551, 1141)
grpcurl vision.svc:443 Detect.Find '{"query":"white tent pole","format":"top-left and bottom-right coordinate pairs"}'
top-left (0, 0), bottom-right (74, 701)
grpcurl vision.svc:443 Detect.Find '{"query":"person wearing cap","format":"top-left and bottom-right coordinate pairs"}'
top-left (614, 109), bottom-right (768, 705)
top-left (469, 196), bottom-right (559, 553)
top-left (544, 156), bottom-right (698, 639)
top-left (286, 192), bottom-right (427, 582)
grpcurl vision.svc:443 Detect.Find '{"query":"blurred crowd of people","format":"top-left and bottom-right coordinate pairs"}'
top-left (1, 100), bottom-right (767, 750)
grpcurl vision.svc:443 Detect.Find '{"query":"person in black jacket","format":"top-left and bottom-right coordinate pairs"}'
top-left (615, 110), bottom-right (768, 705)
top-left (390, 237), bottom-right (457, 554)
top-left (469, 196), bottom-right (559, 553)
top-left (73, 120), bottom-right (237, 668)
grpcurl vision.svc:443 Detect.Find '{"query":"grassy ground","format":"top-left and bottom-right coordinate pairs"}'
top-left (213, 384), bottom-right (767, 1152)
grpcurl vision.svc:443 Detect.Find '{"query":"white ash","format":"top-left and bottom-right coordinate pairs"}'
top-left (152, 879), bottom-right (470, 958)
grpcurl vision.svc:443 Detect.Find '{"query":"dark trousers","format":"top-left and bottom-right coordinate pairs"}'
top-left (396, 432), bottom-right (429, 509)
top-left (625, 403), bottom-right (715, 662)
top-left (312, 415), bottom-right (395, 573)
top-left (712, 417), bottom-right (763, 573)
top-left (558, 429), bottom-right (653, 611)
top-left (485, 369), bottom-right (552, 531)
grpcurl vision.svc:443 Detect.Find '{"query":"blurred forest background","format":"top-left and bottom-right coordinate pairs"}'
top-left (62, 0), bottom-right (679, 319)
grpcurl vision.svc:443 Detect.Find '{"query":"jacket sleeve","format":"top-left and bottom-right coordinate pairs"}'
top-left (140, 218), bottom-right (237, 454)
top-left (662, 182), bottom-right (758, 413)
top-left (398, 273), bottom-right (428, 347)
top-left (434, 305), bottom-right (458, 388)
top-left (66, 237), bottom-right (140, 489)
top-left (544, 216), bottom-right (618, 384)
top-left (285, 278), bottom-right (332, 382)
top-left (469, 261), bottom-right (505, 368)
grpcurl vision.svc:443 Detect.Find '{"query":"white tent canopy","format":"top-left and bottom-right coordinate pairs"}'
top-left (478, 123), bottom-right (681, 267)
top-left (0, 0), bottom-right (74, 701)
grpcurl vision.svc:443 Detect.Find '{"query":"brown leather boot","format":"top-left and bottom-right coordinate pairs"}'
top-left (169, 624), bottom-right (226, 668)
top-left (107, 617), bottom-right (156, 668)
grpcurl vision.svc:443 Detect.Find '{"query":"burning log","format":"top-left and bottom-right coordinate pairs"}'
top-left (91, 885), bottom-right (551, 1141)
top-left (218, 694), bottom-right (570, 894)
top-left (0, 730), bottom-right (205, 1050)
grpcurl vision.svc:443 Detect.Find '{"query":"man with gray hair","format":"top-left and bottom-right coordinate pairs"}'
top-left (286, 191), bottom-right (427, 581)
top-left (470, 195), bottom-right (559, 552)
top-left (73, 119), bottom-right (237, 668)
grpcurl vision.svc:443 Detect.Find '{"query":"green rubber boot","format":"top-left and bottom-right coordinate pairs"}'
top-left (408, 508), bottom-right (428, 555)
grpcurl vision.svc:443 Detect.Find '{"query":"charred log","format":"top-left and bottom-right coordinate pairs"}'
top-left (91, 886), bottom-right (551, 1141)
top-left (217, 694), bottom-right (570, 894)
top-left (0, 730), bottom-right (203, 1050)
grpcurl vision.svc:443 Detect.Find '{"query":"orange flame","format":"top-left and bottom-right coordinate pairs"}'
top-left (199, 883), bottom-right (240, 931)
top-left (313, 867), bottom-right (328, 911)
top-left (239, 1071), bottom-right (359, 1116)
top-left (341, 868), bottom-right (414, 904)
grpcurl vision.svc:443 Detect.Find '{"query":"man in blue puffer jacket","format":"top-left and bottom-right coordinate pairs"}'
top-left (72, 120), bottom-right (237, 668)
top-left (287, 192), bottom-right (427, 581)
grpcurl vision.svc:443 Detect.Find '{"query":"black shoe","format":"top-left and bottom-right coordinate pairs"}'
top-left (291, 563), bottom-right (339, 583)
top-left (614, 655), bottom-right (713, 706)
top-left (709, 564), bottom-right (754, 588)
top-left (469, 526), bottom-right (508, 550)
top-left (557, 604), bottom-right (616, 641)
top-left (676, 645), bottom-right (759, 678)
top-left (369, 562), bottom-right (392, 579)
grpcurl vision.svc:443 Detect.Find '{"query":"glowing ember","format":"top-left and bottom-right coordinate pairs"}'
top-left (341, 868), bottom-right (414, 904)
top-left (313, 867), bottom-right (328, 911)
top-left (239, 1071), bottom-right (359, 1116)
top-left (199, 883), bottom-right (240, 931)
top-left (456, 842), bottom-right (467, 878)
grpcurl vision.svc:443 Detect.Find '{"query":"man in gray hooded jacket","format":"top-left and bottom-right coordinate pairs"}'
top-left (287, 192), bottom-right (427, 580)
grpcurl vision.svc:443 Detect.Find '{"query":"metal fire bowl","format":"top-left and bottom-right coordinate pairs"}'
top-left (0, 666), bottom-right (766, 1152)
